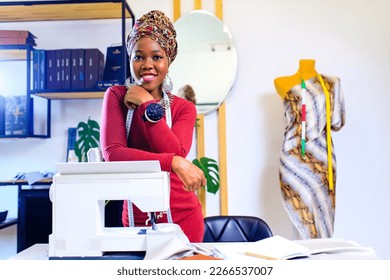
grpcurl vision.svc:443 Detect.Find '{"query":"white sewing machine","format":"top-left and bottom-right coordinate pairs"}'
top-left (48, 161), bottom-right (170, 258)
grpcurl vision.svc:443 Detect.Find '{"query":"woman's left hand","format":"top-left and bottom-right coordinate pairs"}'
top-left (172, 156), bottom-right (206, 192)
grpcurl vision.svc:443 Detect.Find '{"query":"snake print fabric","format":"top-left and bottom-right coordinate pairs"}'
top-left (279, 75), bottom-right (346, 239)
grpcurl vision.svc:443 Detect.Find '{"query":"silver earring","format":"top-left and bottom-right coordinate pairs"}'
top-left (162, 74), bottom-right (173, 93)
top-left (125, 77), bottom-right (134, 89)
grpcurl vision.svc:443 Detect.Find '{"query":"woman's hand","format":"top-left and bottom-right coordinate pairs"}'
top-left (172, 156), bottom-right (206, 192)
top-left (124, 85), bottom-right (154, 109)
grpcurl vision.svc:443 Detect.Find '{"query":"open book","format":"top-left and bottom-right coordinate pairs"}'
top-left (213, 235), bottom-right (376, 260)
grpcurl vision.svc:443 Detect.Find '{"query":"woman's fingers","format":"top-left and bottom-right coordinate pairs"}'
top-left (172, 156), bottom-right (206, 192)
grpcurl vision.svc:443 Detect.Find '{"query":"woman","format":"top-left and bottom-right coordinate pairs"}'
top-left (100, 10), bottom-right (206, 242)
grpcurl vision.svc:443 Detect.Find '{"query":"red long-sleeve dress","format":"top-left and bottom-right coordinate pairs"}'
top-left (100, 85), bottom-right (204, 242)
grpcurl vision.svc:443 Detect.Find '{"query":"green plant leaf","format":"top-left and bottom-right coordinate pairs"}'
top-left (192, 157), bottom-right (220, 194)
top-left (195, 117), bottom-right (200, 127)
top-left (74, 117), bottom-right (100, 162)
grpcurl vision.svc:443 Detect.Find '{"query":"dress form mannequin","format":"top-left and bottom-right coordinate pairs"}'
top-left (274, 59), bottom-right (317, 99)
top-left (274, 60), bottom-right (346, 239)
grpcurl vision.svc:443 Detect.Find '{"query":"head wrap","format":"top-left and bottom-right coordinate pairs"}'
top-left (126, 10), bottom-right (177, 64)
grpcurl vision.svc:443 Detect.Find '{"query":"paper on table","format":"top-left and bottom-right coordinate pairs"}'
top-left (212, 236), bottom-right (309, 260)
top-left (244, 236), bottom-right (377, 260)
top-left (243, 235), bottom-right (310, 260)
top-left (294, 238), bottom-right (376, 256)
top-left (212, 236), bottom-right (377, 260)
top-left (213, 243), bottom-right (257, 260)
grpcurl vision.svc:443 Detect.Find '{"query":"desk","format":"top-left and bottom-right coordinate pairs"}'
top-left (0, 217), bottom-right (17, 230)
top-left (8, 244), bottom-right (145, 260)
top-left (0, 179), bottom-right (52, 252)
top-left (8, 239), bottom-right (380, 260)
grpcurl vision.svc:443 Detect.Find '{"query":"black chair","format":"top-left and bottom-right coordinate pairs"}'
top-left (203, 215), bottom-right (273, 242)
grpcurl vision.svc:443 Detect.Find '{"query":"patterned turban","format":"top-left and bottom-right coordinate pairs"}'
top-left (126, 10), bottom-right (177, 64)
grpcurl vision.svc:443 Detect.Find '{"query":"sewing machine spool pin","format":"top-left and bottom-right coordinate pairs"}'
top-left (150, 213), bottom-right (157, 230)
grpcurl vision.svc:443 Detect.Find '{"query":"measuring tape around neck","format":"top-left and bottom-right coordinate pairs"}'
top-left (126, 91), bottom-right (173, 226)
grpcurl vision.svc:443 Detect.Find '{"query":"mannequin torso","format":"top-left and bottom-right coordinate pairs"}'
top-left (274, 59), bottom-right (317, 99)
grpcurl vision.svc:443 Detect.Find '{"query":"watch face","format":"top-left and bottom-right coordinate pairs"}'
top-left (145, 103), bottom-right (164, 122)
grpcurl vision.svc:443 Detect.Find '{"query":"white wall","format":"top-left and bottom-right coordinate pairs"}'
top-left (1, 0), bottom-right (389, 259)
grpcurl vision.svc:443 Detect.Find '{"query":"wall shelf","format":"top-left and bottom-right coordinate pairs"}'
top-left (0, 0), bottom-right (133, 22)
top-left (35, 91), bottom-right (105, 100)
top-left (0, 48), bottom-right (28, 61)
top-left (0, 1), bottom-right (134, 138)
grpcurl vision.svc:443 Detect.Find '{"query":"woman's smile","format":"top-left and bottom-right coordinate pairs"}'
top-left (141, 74), bottom-right (157, 82)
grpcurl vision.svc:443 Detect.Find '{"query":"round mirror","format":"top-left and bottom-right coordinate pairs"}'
top-left (170, 10), bottom-right (237, 115)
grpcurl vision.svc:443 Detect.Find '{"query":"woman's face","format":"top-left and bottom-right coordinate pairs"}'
top-left (130, 37), bottom-right (169, 97)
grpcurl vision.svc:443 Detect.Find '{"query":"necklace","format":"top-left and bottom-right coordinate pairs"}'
top-left (124, 87), bottom-right (173, 226)
top-left (122, 79), bottom-right (174, 225)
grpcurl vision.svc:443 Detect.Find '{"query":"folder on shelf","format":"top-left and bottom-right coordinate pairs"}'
top-left (38, 49), bottom-right (46, 90)
top-left (84, 48), bottom-right (104, 89)
top-left (71, 48), bottom-right (85, 90)
top-left (55, 49), bottom-right (62, 89)
top-left (103, 45), bottom-right (127, 84)
top-left (32, 49), bottom-right (47, 91)
top-left (61, 49), bottom-right (71, 90)
top-left (78, 48), bottom-right (86, 89)
top-left (45, 50), bottom-right (56, 90)
top-left (71, 49), bottom-right (79, 89)
top-left (32, 50), bottom-right (39, 90)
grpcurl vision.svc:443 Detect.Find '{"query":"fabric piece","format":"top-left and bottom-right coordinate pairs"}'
top-left (178, 254), bottom-right (223, 260)
top-left (279, 74), bottom-right (346, 239)
top-left (126, 10), bottom-right (177, 64)
top-left (143, 223), bottom-right (199, 260)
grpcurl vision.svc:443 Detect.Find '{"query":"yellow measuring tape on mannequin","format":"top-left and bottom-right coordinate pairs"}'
top-left (317, 74), bottom-right (334, 192)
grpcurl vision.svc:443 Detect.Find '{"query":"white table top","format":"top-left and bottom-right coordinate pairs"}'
top-left (197, 238), bottom-right (380, 260)
top-left (8, 238), bottom-right (380, 260)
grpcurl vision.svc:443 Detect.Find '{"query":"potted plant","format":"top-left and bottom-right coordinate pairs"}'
top-left (74, 117), bottom-right (100, 162)
top-left (192, 157), bottom-right (220, 194)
